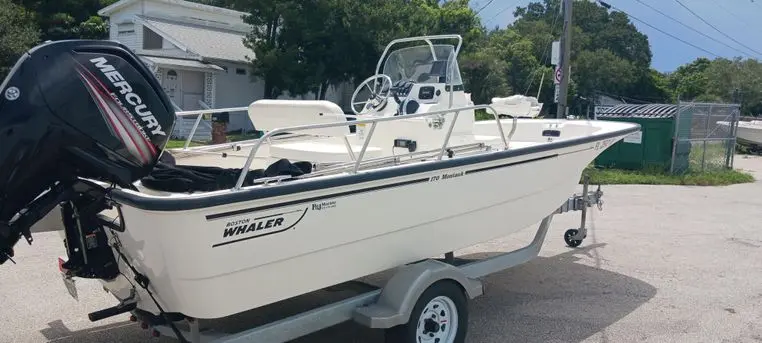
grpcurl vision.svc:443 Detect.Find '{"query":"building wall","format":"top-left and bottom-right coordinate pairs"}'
top-left (153, 66), bottom-right (206, 109)
top-left (105, 0), bottom-right (356, 134)
top-left (140, 0), bottom-right (249, 32)
top-left (274, 83), bottom-right (349, 109)
top-left (207, 60), bottom-right (263, 132)
top-left (210, 65), bottom-right (354, 132)
top-left (111, 24), bottom-right (197, 60)
top-left (106, 0), bottom-right (243, 60)
top-left (154, 66), bottom-right (213, 140)
top-left (108, 1), bottom-right (142, 50)
top-left (207, 60), bottom-right (352, 132)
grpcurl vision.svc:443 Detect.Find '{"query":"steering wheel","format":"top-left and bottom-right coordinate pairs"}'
top-left (351, 74), bottom-right (393, 115)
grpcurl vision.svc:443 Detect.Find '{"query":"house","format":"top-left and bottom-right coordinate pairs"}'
top-left (98, 0), bottom-right (353, 136)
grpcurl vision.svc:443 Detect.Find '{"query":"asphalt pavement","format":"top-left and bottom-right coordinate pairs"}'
top-left (2, 154), bottom-right (761, 343)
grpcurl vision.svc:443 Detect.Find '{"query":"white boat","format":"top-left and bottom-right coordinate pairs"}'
top-left (718, 120), bottom-right (762, 147)
top-left (0, 35), bottom-right (639, 342)
top-left (94, 35), bottom-right (638, 319)
top-left (490, 94), bottom-right (544, 118)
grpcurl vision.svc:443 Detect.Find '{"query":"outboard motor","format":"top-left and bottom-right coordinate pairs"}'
top-left (0, 40), bottom-right (175, 267)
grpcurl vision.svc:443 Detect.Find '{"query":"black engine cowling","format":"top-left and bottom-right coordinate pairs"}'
top-left (0, 40), bottom-right (176, 263)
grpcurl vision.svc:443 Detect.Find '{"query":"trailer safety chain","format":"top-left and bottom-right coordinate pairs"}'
top-left (112, 242), bottom-right (190, 343)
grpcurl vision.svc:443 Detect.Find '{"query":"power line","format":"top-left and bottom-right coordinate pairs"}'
top-left (632, 0), bottom-right (752, 58)
top-left (597, 1), bottom-right (721, 58)
top-left (484, 0), bottom-right (520, 25)
top-left (524, 1), bottom-right (562, 95)
top-left (713, 1), bottom-right (762, 43)
top-left (475, 0), bottom-right (496, 15)
top-left (672, 0), bottom-right (762, 57)
top-left (715, 1), bottom-right (755, 30)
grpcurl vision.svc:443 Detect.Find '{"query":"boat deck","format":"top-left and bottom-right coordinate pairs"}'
top-left (164, 133), bottom-right (529, 173)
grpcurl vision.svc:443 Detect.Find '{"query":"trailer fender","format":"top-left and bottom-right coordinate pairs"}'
top-left (352, 259), bottom-right (483, 329)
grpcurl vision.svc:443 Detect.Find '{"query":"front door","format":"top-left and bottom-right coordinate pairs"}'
top-left (181, 71), bottom-right (205, 111)
top-left (163, 69), bottom-right (181, 106)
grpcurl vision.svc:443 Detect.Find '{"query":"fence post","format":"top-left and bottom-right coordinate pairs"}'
top-left (701, 104), bottom-right (711, 172)
top-left (727, 104), bottom-right (739, 169)
top-left (670, 101), bottom-right (681, 174)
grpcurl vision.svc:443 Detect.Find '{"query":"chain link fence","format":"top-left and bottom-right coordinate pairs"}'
top-left (670, 101), bottom-right (740, 174)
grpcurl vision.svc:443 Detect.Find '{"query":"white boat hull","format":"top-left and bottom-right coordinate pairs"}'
top-left (104, 125), bottom-right (632, 319)
top-left (737, 121), bottom-right (762, 145)
top-left (718, 120), bottom-right (762, 145)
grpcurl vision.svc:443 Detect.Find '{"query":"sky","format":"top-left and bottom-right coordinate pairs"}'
top-left (472, 0), bottom-right (762, 72)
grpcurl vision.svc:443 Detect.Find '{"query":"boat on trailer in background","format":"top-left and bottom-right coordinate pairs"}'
top-left (717, 119), bottom-right (762, 153)
top-left (0, 34), bottom-right (639, 343)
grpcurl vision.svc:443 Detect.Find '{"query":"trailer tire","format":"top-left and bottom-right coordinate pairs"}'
top-left (564, 228), bottom-right (584, 247)
top-left (384, 280), bottom-right (468, 343)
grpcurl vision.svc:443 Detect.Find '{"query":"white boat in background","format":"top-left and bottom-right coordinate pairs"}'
top-left (0, 35), bottom-right (639, 343)
top-left (718, 120), bottom-right (762, 147)
top-left (490, 94), bottom-right (544, 118)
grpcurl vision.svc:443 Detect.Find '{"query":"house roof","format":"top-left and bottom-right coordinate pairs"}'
top-left (98, 0), bottom-right (248, 18)
top-left (140, 55), bottom-right (225, 72)
top-left (596, 104), bottom-right (678, 119)
top-left (136, 16), bottom-right (253, 63)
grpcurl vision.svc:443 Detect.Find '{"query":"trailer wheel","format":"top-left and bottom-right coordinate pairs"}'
top-left (384, 280), bottom-right (468, 343)
top-left (564, 228), bottom-right (584, 247)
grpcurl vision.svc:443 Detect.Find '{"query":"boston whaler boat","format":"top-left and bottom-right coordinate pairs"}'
top-left (0, 35), bottom-right (639, 342)
top-left (718, 119), bottom-right (762, 151)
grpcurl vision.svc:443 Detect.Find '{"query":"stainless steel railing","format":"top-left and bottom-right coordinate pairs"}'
top-left (233, 104), bottom-right (517, 190)
top-left (174, 106), bottom-right (249, 150)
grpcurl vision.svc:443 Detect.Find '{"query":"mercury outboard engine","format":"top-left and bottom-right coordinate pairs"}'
top-left (0, 40), bottom-right (175, 267)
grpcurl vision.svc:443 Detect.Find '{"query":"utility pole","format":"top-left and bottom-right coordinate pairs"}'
top-left (556, 0), bottom-right (573, 118)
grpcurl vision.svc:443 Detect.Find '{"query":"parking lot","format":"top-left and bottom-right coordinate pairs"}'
top-left (1, 154), bottom-right (761, 343)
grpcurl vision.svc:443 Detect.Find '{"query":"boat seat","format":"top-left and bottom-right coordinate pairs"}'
top-left (269, 137), bottom-right (383, 163)
top-left (248, 99), bottom-right (350, 137)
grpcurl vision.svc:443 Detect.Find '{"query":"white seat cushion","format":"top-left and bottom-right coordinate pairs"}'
top-left (270, 140), bottom-right (383, 163)
top-left (248, 99), bottom-right (349, 137)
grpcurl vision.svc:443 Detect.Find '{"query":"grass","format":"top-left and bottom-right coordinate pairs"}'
top-left (165, 139), bottom-right (203, 149)
top-left (586, 138), bottom-right (755, 186)
top-left (583, 165), bottom-right (755, 186)
top-left (165, 131), bottom-right (262, 149)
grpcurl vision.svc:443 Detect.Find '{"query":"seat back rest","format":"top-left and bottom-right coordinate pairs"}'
top-left (247, 99), bottom-right (350, 137)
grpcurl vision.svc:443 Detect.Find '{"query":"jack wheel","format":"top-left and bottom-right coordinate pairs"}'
top-left (564, 229), bottom-right (584, 247)
top-left (385, 280), bottom-right (468, 343)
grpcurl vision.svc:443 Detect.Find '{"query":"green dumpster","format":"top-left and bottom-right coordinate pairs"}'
top-left (594, 104), bottom-right (688, 172)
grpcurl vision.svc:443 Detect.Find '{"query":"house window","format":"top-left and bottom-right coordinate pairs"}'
top-left (143, 28), bottom-right (163, 49)
top-left (117, 23), bottom-right (135, 34)
top-left (235, 68), bottom-right (246, 75)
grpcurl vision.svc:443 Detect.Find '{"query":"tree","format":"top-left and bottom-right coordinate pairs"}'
top-left (239, 0), bottom-right (302, 99)
top-left (509, 0), bottom-right (666, 114)
top-left (14, 0), bottom-right (117, 41)
top-left (662, 56), bottom-right (762, 116)
top-left (0, 0), bottom-right (40, 80)
top-left (460, 46), bottom-right (511, 105)
top-left (237, 0), bottom-right (485, 100)
top-left (573, 49), bottom-right (635, 98)
top-left (667, 57), bottom-right (712, 101)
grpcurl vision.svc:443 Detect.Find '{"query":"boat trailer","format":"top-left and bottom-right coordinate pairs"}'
top-left (119, 175), bottom-right (605, 343)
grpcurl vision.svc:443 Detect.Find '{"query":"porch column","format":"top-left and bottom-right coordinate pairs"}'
top-left (204, 72), bottom-right (216, 108)
top-left (153, 67), bottom-right (163, 84)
